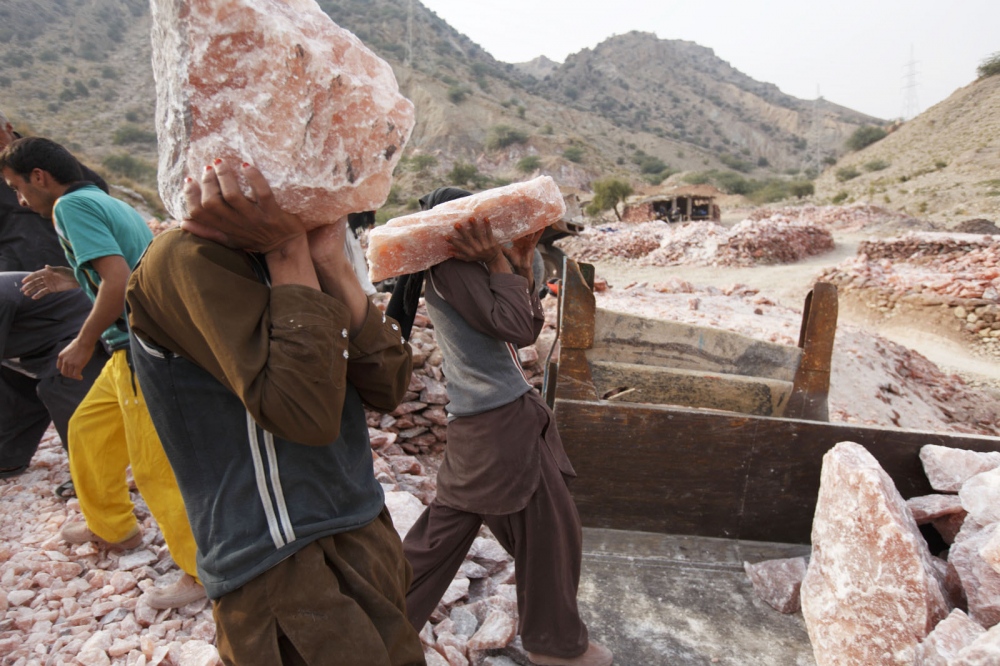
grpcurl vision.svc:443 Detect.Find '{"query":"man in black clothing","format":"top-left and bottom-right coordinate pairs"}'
top-left (0, 112), bottom-right (109, 482)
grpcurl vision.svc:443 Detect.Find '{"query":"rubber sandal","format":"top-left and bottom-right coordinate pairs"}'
top-left (54, 480), bottom-right (76, 499)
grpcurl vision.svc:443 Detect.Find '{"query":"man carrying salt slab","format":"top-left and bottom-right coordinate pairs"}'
top-left (127, 160), bottom-right (424, 665)
top-left (388, 188), bottom-right (614, 666)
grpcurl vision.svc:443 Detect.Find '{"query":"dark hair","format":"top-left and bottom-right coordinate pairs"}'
top-left (385, 186), bottom-right (472, 340)
top-left (347, 211), bottom-right (375, 233)
top-left (0, 136), bottom-right (84, 185)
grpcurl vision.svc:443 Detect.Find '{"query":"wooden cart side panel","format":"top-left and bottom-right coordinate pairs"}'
top-left (555, 398), bottom-right (1000, 544)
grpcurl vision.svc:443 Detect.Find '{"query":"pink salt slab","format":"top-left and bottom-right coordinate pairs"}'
top-left (801, 442), bottom-right (949, 666)
top-left (907, 494), bottom-right (966, 523)
top-left (151, 0), bottom-right (414, 227)
top-left (920, 445), bottom-right (1000, 493)
top-left (366, 176), bottom-right (567, 282)
top-left (743, 557), bottom-right (807, 614)
top-left (951, 623), bottom-right (1000, 665)
top-left (913, 609), bottom-right (984, 666)
top-left (950, 521), bottom-right (1000, 628)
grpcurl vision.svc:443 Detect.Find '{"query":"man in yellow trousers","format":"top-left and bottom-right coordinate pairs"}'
top-left (0, 136), bottom-right (204, 609)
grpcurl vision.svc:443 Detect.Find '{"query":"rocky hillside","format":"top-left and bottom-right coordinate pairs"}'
top-left (0, 0), bottom-right (883, 219)
top-left (520, 32), bottom-right (881, 170)
top-left (815, 74), bottom-right (1000, 226)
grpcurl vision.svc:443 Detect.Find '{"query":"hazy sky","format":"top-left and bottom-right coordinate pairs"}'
top-left (418, 0), bottom-right (999, 121)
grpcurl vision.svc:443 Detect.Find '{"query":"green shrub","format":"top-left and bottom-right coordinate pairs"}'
top-left (516, 155), bottom-right (541, 173)
top-left (977, 51), bottom-right (1000, 79)
top-left (39, 50), bottom-right (59, 62)
top-left (788, 181), bottom-right (815, 199)
top-left (102, 154), bottom-right (156, 183)
top-left (831, 191), bottom-right (849, 204)
top-left (934, 159), bottom-right (948, 170)
top-left (101, 66), bottom-right (118, 79)
top-left (447, 162), bottom-right (488, 188)
top-left (845, 125), bottom-right (887, 151)
top-left (447, 86), bottom-right (469, 104)
top-left (682, 171), bottom-right (713, 185)
top-left (0, 76), bottom-right (10, 88)
top-left (540, 124), bottom-right (554, 136)
top-left (410, 153), bottom-right (438, 173)
top-left (113, 124), bottom-right (157, 145)
top-left (562, 146), bottom-right (584, 163)
top-left (586, 178), bottom-right (633, 221)
top-left (836, 166), bottom-right (860, 182)
top-left (719, 153), bottom-right (754, 173)
top-left (486, 125), bottom-right (529, 151)
top-left (864, 159), bottom-right (890, 172)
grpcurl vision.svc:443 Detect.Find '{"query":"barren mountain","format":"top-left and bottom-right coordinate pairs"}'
top-left (0, 0), bottom-right (886, 218)
top-left (815, 74), bottom-right (1000, 226)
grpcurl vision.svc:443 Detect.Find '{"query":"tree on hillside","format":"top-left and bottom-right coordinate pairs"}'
top-left (587, 178), bottom-right (633, 221)
top-left (845, 125), bottom-right (887, 152)
top-left (978, 52), bottom-right (1000, 79)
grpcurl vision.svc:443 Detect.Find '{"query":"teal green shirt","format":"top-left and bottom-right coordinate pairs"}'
top-left (52, 183), bottom-right (153, 349)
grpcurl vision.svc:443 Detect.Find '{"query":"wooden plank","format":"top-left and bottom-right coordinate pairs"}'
top-left (555, 398), bottom-right (1000, 543)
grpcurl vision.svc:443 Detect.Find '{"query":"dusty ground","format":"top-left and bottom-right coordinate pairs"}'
top-left (592, 229), bottom-right (1000, 391)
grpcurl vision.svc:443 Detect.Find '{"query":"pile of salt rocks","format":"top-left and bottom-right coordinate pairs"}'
top-left (745, 441), bottom-right (1000, 665)
top-left (746, 203), bottom-right (929, 234)
top-left (818, 232), bottom-right (1000, 352)
top-left (556, 217), bottom-right (834, 268)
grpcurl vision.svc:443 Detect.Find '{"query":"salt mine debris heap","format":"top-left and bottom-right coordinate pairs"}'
top-left (366, 176), bottom-right (567, 283)
top-left (150, 0), bottom-right (414, 227)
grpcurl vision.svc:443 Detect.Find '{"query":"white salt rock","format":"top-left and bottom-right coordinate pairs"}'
top-left (959, 468), bottom-right (1000, 525)
top-left (110, 638), bottom-right (142, 658)
top-left (419, 377), bottom-right (449, 406)
top-left (367, 176), bottom-right (567, 282)
top-left (801, 442), bottom-right (949, 666)
top-left (913, 609), bottom-right (984, 666)
top-left (424, 648), bottom-right (450, 666)
top-left (469, 537), bottom-right (511, 572)
top-left (467, 609), bottom-right (517, 651)
top-left (743, 557), bottom-right (807, 614)
top-left (77, 647), bottom-right (112, 666)
top-left (907, 494), bottom-right (965, 523)
top-left (384, 490), bottom-right (426, 539)
top-left (441, 577), bottom-right (470, 607)
top-left (920, 445), bottom-right (1000, 493)
top-left (0, 635), bottom-right (20, 657)
top-left (450, 606), bottom-right (479, 637)
top-left (176, 640), bottom-right (221, 666)
top-left (151, 0), bottom-right (414, 227)
top-left (952, 622), bottom-right (1000, 665)
top-left (517, 346), bottom-right (539, 368)
top-left (109, 571), bottom-right (139, 595)
top-left (436, 631), bottom-right (469, 655)
top-left (117, 550), bottom-right (159, 570)
top-left (950, 521), bottom-right (1000, 627)
top-left (458, 560), bottom-right (490, 580)
top-left (442, 644), bottom-right (469, 666)
top-left (981, 527), bottom-right (1000, 576)
top-left (7, 590), bottom-right (35, 606)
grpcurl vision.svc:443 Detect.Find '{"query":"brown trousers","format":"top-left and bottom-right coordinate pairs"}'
top-left (213, 509), bottom-right (426, 666)
top-left (403, 447), bottom-right (589, 659)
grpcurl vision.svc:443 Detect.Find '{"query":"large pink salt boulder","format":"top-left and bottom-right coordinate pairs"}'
top-left (920, 445), bottom-right (1000, 493)
top-left (951, 623), bottom-right (1000, 665)
top-left (150, 0), bottom-right (414, 227)
top-left (801, 442), bottom-right (949, 666)
top-left (366, 176), bottom-right (567, 282)
top-left (959, 467), bottom-right (1000, 525)
top-left (913, 609), bottom-right (984, 666)
top-left (950, 521), bottom-right (1000, 628)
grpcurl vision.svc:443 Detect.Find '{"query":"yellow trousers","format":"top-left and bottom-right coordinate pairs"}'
top-left (68, 349), bottom-right (198, 579)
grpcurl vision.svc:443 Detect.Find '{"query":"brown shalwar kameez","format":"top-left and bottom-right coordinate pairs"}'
top-left (403, 259), bottom-right (589, 659)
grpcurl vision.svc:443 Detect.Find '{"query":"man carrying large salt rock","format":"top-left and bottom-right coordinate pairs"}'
top-left (388, 187), bottom-right (613, 666)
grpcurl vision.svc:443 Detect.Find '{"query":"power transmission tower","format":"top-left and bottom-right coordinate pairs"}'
top-left (901, 45), bottom-right (920, 120)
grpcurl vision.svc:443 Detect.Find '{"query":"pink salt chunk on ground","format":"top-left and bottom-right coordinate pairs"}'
top-left (366, 176), bottom-right (567, 282)
top-left (913, 609), bottom-right (984, 666)
top-left (950, 521), bottom-right (1000, 628)
top-left (920, 445), bottom-right (1000, 493)
top-left (743, 557), bottom-right (807, 614)
top-left (151, 0), bottom-right (414, 227)
top-left (907, 494), bottom-right (965, 523)
top-left (981, 527), bottom-right (1000, 577)
top-left (951, 623), bottom-right (1000, 665)
top-left (466, 609), bottom-right (516, 651)
top-left (959, 467), bottom-right (1000, 525)
top-left (801, 442), bottom-right (949, 666)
